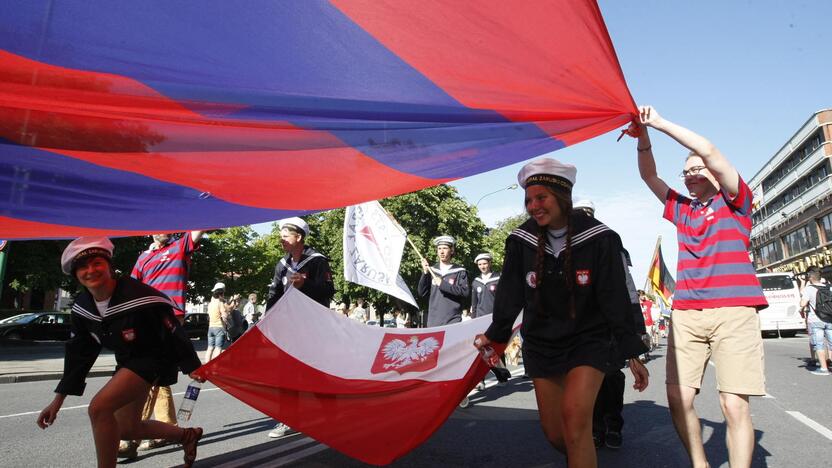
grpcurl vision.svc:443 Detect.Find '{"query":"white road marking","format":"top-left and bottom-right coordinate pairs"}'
top-left (212, 436), bottom-right (318, 468)
top-left (0, 387), bottom-right (220, 420)
top-left (786, 411), bottom-right (832, 441)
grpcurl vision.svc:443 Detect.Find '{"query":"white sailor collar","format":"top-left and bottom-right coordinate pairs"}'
top-left (429, 264), bottom-right (466, 276)
top-left (473, 273), bottom-right (500, 284)
top-left (509, 216), bottom-right (612, 257)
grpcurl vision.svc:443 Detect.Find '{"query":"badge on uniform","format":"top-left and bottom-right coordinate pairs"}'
top-left (448, 278), bottom-right (455, 285)
top-left (476, 286), bottom-right (482, 293)
top-left (576, 269), bottom-right (591, 286)
top-left (122, 328), bottom-right (136, 342)
top-left (526, 271), bottom-right (537, 288)
top-left (162, 316), bottom-right (175, 332)
top-left (489, 284), bottom-right (496, 291)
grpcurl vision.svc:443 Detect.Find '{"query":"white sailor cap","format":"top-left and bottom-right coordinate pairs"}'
top-left (433, 235), bottom-right (455, 247)
top-left (573, 199), bottom-right (595, 213)
top-left (212, 282), bottom-right (226, 292)
top-left (474, 253), bottom-right (492, 263)
top-left (517, 158), bottom-right (576, 194)
top-left (279, 217), bottom-right (309, 236)
top-left (61, 236), bottom-right (114, 275)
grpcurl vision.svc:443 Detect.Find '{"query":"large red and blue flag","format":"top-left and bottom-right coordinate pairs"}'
top-left (0, 0), bottom-right (636, 239)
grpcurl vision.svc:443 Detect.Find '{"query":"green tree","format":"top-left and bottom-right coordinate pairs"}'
top-left (301, 185), bottom-right (487, 314)
top-left (189, 226), bottom-right (272, 303)
top-left (482, 214), bottom-right (528, 270)
top-left (1, 240), bottom-right (69, 309)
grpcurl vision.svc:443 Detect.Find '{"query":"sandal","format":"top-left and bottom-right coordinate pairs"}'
top-left (180, 427), bottom-right (203, 468)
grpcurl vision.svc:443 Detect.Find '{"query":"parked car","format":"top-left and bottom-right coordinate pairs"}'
top-left (365, 319), bottom-right (397, 328)
top-left (183, 312), bottom-right (209, 340)
top-left (0, 312), bottom-right (72, 341)
top-left (0, 313), bottom-right (36, 324)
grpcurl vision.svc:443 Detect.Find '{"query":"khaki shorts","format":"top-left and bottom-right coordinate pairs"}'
top-left (666, 306), bottom-right (765, 396)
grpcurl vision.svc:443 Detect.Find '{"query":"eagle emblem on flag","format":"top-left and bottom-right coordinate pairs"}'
top-left (371, 332), bottom-right (445, 374)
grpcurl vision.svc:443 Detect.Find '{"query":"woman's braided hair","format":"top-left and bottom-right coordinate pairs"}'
top-left (533, 189), bottom-right (575, 319)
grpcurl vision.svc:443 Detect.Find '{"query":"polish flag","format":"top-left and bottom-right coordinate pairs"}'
top-left (194, 288), bottom-right (514, 465)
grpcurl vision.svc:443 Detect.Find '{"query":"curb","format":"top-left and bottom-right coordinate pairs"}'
top-left (0, 370), bottom-right (113, 384)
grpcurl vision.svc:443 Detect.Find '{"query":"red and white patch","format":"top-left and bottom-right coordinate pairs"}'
top-left (576, 269), bottom-right (591, 286)
top-left (489, 284), bottom-right (496, 292)
top-left (122, 328), bottom-right (136, 342)
top-left (448, 277), bottom-right (455, 285)
top-left (162, 316), bottom-right (175, 332)
top-left (371, 331), bottom-right (445, 375)
top-left (324, 271), bottom-right (333, 282)
top-left (526, 271), bottom-right (537, 288)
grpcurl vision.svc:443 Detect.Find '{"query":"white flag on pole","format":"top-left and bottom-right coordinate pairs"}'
top-left (343, 201), bottom-right (417, 307)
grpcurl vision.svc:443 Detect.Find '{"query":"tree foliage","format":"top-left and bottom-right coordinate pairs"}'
top-left (482, 214), bottom-right (528, 270)
top-left (1, 186), bottom-right (527, 313)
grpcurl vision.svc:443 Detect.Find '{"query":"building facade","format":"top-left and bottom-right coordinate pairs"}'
top-left (750, 110), bottom-right (832, 274)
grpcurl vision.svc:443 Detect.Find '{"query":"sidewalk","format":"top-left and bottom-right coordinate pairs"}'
top-left (0, 340), bottom-right (207, 384)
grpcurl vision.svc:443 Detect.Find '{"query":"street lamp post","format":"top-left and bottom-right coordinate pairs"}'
top-left (475, 183), bottom-right (519, 208)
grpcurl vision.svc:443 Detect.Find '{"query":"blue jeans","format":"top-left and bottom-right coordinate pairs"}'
top-left (207, 327), bottom-right (227, 348)
top-left (809, 321), bottom-right (832, 351)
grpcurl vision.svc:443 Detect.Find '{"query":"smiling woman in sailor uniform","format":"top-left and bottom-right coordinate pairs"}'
top-left (36, 237), bottom-right (203, 468)
top-left (474, 158), bottom-right (650, 467)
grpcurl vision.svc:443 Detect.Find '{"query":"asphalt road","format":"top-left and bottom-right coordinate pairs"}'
top-left (1, 336), bottom-right (831, 467)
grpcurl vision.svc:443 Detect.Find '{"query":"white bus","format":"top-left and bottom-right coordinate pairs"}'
top-left (756, 273), bottom-right (805, 337)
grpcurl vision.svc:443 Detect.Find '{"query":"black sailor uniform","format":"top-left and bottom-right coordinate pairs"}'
top-left (267, 246), bottom-right (335, 310)
top-left (484, 215), bottom-right (647, 377)
top-left (418, 264), bottom-right (469, 327)
top-left (471, 272), bottom-right (501, 318)
top-left (56, 277), bottom-right (202, 396)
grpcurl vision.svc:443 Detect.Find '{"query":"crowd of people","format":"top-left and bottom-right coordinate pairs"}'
top-left (37, 106), bottom-right (777, 468)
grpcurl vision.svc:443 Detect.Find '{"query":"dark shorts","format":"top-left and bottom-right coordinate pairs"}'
top-left (116, 357), bottom-right (179, 387)
top-left (523, 339), bottom-right (617, 378)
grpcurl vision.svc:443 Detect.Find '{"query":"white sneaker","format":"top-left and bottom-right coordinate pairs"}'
top-left (458, 396), bottom-right (470, 408)
top-left (811, 368), bottom-right (831, 376)
top-left (268, 423), bottom-right (295, 438)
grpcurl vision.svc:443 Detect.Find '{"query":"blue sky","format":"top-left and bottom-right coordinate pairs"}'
top-left (451, 0), bottom-right (832, 284)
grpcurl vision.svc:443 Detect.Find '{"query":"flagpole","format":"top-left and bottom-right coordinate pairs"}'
top-left (644, 235), bottom-right (662, 293)
top-left (376, 203), bottom-right (439, 280)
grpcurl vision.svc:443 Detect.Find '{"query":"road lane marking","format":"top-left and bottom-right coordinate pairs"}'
top-left (213, 436), bottom-right (318, 468)
top-left (786, 411), bottom-right (832, 441)
top-left (0, 387), bottom-right (221, 419)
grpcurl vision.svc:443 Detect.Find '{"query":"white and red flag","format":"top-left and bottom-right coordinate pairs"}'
top-left (343, 201), bottom-right (417, 306)
top-left (194, 288), bottom-right (504, 465)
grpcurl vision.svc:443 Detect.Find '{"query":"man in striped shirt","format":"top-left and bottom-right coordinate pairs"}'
top-left (120, 231), bottom-right (204, 457)
top-left (635, 106), bottom-right (767, 468)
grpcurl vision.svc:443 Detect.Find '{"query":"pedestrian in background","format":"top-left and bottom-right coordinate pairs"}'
top-left (204, 282), bottom-right (229, 362)
top-left (243, 293), bottom-right (259, 325)
top-left (800, 266), bottom-right (832, 375)
top-left (471, 252), bottom-right (511, 386)
top-left (38, 237), bottom-right (203, 468)
top-left (475, 158), bottom-right (649, 467)
top-left (123, 230), bottom-right (204, 456)
top-left (574, 199), bottom-right (648, 450)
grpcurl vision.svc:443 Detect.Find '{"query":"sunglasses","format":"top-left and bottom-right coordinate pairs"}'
top-left (679, 166), bottom-right (707, 179)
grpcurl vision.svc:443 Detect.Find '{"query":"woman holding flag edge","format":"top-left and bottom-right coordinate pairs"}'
top-left (474, 158), bottom-right (649, 467)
